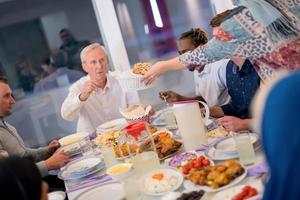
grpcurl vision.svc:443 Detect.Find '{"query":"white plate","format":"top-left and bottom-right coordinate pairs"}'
top-left (212, 180), bottom-right (263, 200)
top-left (151, 117), bottom-right (167, 126)
top-left (58, 157), bottom-right (105, 181)
top-left (74, 182), bottom-right (125, 200)
top-left (48, 191), bottom-right (66, 200)
top-left (96, 118), bottom-right (127, 133)
top-left (67, 157), bottom-right (102, 176)
top-left (59, 133), bottom-right (89, 146)
top-left (205, 141), bottom-right (261, 161)
top-left (205, 147), bottom-right (239, 161)
top-left (213, 134), bottom-right (259, 155)
top-left (184, 167), bottom-right (247, 193)
top-left (140, 168), bottom-right (184, 196)
top-left (57, 143), bottom-right (81, 157)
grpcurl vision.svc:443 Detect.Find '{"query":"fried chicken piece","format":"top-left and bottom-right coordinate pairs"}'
top-left (225, 164), bottom-right (244, 178)
top-left (215, 165), bottom-right (227, 173)
top-left (214, 172), bottom-right (230, 186)
top-left (207, 170), bottom-right (221, 181)
top-left (187, 168), bottom-right (207, 185)
top-left (223, 160), bottom-right (240, 167)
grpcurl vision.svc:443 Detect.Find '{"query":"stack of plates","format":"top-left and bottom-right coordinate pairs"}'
top-left (58, 156), bottom-right (104, 181)
top-left (205, 133), bottom-right (261, 160)
top-left (57, 143), bottom-right (81, 157)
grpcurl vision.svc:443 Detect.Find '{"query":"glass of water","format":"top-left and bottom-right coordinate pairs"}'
top-left (100, 144), bottom-right (118, 168)
top-left (234, 132), bottom-right (255, 165)
top-left (163, 108), bottom-right (177, 130)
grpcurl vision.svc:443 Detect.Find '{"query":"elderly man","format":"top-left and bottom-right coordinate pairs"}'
top-left (61, 43), bottom-right (139, 133)
top-left (0, 76), bottom-right (69, 177)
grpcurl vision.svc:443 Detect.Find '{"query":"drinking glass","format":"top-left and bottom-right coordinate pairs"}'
top-left (100, 144), bottom-right (118, 168)
top-left (234, 133), bottom-right (255, 165)
top-left (163, 108), bottom-right (177, 130)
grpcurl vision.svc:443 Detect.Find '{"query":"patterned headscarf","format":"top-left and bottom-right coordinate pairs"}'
top-left (238, 0), bottom-right (299, 41)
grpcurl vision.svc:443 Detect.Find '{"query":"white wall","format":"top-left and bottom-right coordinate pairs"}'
top-left (211, 0), bottom-right (235, 13)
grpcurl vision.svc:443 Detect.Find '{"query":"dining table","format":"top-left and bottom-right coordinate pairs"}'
top-left (61, 113), bottom-right (268, 200)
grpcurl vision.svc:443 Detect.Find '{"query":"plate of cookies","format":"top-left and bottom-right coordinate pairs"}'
top-left (110, 62), bottom-right (156, 91)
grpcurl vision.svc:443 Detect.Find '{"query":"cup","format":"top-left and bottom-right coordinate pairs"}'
top-left (234, 133), bottom-right (255, 165)
top-left (101, 145), bottom-right (118, 168)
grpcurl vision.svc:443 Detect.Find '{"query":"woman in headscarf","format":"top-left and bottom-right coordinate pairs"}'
top-left (142, 0), bottom-right (300, 84)
top-left (255, 71), bottom-right (300, 200)
top-left (0, 156), bottom-right (48, 200)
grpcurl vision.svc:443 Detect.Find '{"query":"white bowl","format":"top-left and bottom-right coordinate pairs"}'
top-left (106, 163), bottom-right (132, 181)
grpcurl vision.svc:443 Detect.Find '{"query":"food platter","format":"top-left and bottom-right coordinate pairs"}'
top-left (183, 160), bottom-right (247, 193)
top-left (139, 168), bottom-right (183, 196)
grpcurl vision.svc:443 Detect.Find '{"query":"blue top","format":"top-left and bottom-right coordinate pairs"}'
top-left (262, 72), bottom-right (300, 200)
top-left (221, 59), bottom-right (260, 119)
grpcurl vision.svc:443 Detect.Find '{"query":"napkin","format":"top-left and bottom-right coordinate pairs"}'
top-left (66, 174), bottom-right (112, 193)
top-left (247, 161), bottom-right (269, 177)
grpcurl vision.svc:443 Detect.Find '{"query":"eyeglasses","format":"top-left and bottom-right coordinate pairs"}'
top-left (178, 49), bottom-right (194, 55)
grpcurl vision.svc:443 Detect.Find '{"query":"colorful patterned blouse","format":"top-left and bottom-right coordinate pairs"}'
top-left (179, 0), bottom-right (300, 82)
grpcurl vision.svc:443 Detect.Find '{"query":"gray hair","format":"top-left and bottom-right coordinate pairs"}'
top-left (80, 43), bottom-right (107, 63)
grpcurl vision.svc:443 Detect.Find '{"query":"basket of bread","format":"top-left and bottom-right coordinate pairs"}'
top-left (120, 104), bottom-right (152, 123)
top-left (110, 62), bottom-right (155, 91)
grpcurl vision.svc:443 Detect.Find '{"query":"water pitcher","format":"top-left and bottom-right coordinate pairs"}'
top-left (173, 100), bottom-right (209, 151)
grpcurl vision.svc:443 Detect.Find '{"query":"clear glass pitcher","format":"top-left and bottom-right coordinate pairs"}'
top-left (123, 121), bottom-right (160, 176)
top-left (172, 100), bottom-right (209, 151)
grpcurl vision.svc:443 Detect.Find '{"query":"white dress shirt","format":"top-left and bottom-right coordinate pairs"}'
top-left (194, 59), bottom-right (231, 107)
top-left (61, 74), bottom-right (139, 133)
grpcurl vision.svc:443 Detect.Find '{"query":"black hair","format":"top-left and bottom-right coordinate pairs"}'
top-left (0, 76), bottom-right (8, 84)
top-left (179, 28), bottom-right (208, 47)
top-left (0, 156), bottom-right (42, 200)
top-left (210, 6), bottom-right (246, 27)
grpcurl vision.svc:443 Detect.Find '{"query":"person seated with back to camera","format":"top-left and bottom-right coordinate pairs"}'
top-left (61, 43), bottom-right (140, 133)
top-left (0, 156), bottom-right (49, 200)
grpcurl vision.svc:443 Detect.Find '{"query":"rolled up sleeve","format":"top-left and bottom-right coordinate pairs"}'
top-left (61, 85), bottom-right (84, 121)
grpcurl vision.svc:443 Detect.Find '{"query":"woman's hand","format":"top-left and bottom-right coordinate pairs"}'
top-left (141, 61), bottom-right (166, 85)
